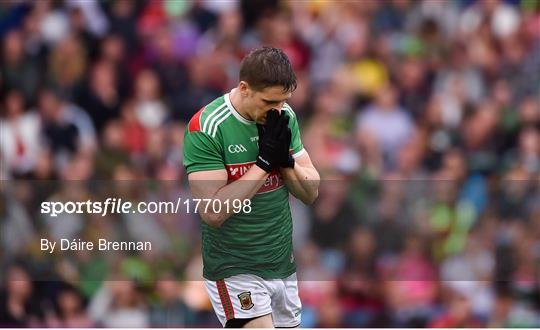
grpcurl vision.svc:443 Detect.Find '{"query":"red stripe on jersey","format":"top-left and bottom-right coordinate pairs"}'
top-left (188, 107), bottom-right (205, 132)
top-left (216, 279), bottom-right (235, 320)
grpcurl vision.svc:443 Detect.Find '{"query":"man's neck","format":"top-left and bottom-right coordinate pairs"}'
top-left (230, 88), bottom-right (253, 121)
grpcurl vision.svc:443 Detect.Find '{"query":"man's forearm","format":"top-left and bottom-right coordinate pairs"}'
top-left (281, 164), bottom-right (320, 204)
top-left (205, 165), bottom-right (269, 226)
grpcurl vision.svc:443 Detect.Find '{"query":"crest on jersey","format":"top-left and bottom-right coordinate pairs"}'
top-left (238, 291), bottom-right (254, 310)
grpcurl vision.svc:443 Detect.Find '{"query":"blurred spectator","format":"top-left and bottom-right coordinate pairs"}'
top-left (104, 0), bottom-right (140, 53)
top-left (0, 182), bottom-right (36, 256)
top-left (310, 173), bottom-right (360, 251)
top-left (149, 279), bottom-right (196, 327)
top-left (46, 284), bottom-right (94, 327)
top-left (66, 0), bottom-right (108, 38)
top-left (27, 149), bottom-right (56, 180)
top-left (2, 29), bottom-right (41, 103)
top-left (336, 227), bottom-right (385, 327)
top-left (380, 234), bottom-right (438, 327)
top-left (488, 288), bottom-right (539, 327)
top-left (356, 84), bottom-right (414, 169)
top-left (35, 0), bottom-right (69, 45)
top-left (197, 7), bottom-right (243, 55)
top-left (66, 6), bottom-right (99, 61)
top-left (292, 3), bottom-right (346, 88)
top-left (428, 286), bottom-right (485, 328)
top-left (315, 291), bottom-right (346, 328)
top-left (0, 89), bottom-right (41, 175)
top-left (264, 11), bottom-right (310, 71)
top-left (76, 60), bottom-right (121, 133)
top-left (170, 57), bottom-right (222, 123)
top-left (461, 103), bottom-right (499, 161)
top-left (373, 0), bottom-right (410, 34)
top-left (98, 34), bottom-right (131, 97)
top-left (47, 33), bottom-right (87, 98)
top-left (41, 179), bottom-right (90, 242)
top-left (0, 265), bottom-right (42, 327)
top-left (38, 87), bottom-right (96, 169)
top-left (396, 57), bottom-right (431, 119)
top-left (132, 68), bottom-right (168, 129)
top-left (119, 100), bottom-right (148, 156)
top-left (497, 165), bottom-right (533, 219)
top-left (88, 280), bottom-right (148, 327)
top-left (440, 232), bottom-right (495, 318)
top-left (433, 41), bottom-right (485, 107)
top-left (517, 126), bottom-right (540, 174)
top-left (93, 120), bottom-right (130, 179)
top-left (147, 26), bottom-right (190, 117)
top-left (460, 0), bottom-right (520, 39)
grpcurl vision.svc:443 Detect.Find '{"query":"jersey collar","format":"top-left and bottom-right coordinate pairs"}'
top-left (225, 92), bottom-right (254, 125)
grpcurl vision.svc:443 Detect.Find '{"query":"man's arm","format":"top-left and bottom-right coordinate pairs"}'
top-left (188, 165), bottom-right (269, 228)
top-left (280, 151), bottom-right (320, 204)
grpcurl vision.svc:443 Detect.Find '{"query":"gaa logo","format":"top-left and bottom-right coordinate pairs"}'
top-left (228, 144), bottom-right (247, 153)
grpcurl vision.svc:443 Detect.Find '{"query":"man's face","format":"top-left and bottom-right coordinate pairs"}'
top-left (242, 84), bottom-right (292, 124)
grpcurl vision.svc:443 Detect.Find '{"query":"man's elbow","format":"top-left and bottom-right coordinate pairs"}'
top-left (200, 212), bottom-right (226, 228)
top-left (301, 190), bottom-right (319, 205)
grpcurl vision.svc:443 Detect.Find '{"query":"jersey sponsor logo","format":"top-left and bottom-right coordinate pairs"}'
top-left (238, 291), bottom-right (254, 310)
top-left (227, 144), bottom-right (248, 153)
top-left (227, 162), bottom-right (252, 178)
top-left (250, 136), bottom-right (258, 142)
top-left (225, 161), bottom-right (283, 193)
top-left (260, 172), bottom-right (282, 193)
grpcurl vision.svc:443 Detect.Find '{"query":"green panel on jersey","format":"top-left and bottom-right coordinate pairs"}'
top-left (183, 93), bottom-right (304, 280)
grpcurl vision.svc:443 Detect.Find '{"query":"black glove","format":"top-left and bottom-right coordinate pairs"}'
top-left (255, 109), bottom-right (289, 173)
top-left (280, 127), bottom-right (295, 169)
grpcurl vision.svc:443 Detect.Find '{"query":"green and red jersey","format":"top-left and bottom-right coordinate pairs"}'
top-left (183, 93), bottom-right (304, 280)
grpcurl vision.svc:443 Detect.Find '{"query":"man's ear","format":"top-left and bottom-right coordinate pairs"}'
top-left (238, 81), bottom-right (250, 97)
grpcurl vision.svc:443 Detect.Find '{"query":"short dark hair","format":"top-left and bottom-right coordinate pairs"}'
top-left (239, 46), bottom-right (297, 93)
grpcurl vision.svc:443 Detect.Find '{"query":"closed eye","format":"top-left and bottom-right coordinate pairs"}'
top-left (263, 98), bottom-right (290, 105)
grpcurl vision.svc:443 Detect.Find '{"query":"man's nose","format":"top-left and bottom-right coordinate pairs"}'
top-left (272, 103), bottom-right (285, 111)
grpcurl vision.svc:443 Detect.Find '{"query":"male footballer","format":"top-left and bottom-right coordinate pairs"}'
top-left (183, 47), bottom-right (320, 328)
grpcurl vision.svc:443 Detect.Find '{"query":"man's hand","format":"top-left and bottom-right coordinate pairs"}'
top-left (279, 127), bottom-right (295, 169)
top-left (256, 109), bottom-right (290, 172)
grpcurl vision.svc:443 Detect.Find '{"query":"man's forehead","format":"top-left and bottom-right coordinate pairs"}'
top-left (257, 86), bottom-right (291, 100)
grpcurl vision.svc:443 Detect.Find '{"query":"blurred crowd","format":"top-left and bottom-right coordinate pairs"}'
top-left (1, 0), bottom-right (540, 327)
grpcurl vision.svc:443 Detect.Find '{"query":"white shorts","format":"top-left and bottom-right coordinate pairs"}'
top-left (205, 273), bottom-right (301, 327)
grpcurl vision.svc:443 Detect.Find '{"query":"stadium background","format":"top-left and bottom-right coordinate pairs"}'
top-left (1, 0), bottom-right (540, 327)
